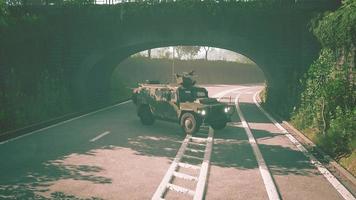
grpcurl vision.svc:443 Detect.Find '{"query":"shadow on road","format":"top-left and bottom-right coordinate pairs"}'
top-left (211, 126), bottom-right (317, 177)
top-left (0, 119), bottom-right (184, 199)
top-left (239, 102), bottom-right (283, 123)
top-left (0, 112), bottom-right (318, 199)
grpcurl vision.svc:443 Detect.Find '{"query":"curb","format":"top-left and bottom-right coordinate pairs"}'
top-left (0, 98), bottom-right (131, 143)
top-left (281, 120), bottom-right (356, 194)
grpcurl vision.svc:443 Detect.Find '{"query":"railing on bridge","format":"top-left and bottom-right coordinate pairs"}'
top-left (5, 0), bottom-right (340, 7)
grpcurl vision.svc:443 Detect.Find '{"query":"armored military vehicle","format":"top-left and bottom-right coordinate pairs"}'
top-left (132, 71), bottom-right (234, 134)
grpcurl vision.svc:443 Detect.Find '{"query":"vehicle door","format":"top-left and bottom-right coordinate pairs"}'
top-left (151, 89), bottom-right (178, 121)
top-left (165, 90), bottom-right (179, 121)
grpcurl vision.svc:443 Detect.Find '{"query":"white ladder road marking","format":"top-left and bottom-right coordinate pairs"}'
top-left (253, 92), bottom-right (356, 200)
top-left (0, 100), bottom-right (131, 145)
top-left (234, 94), bottom-right (281, 200)
top-left (90, 131), bottom-right (111, 142)
top-left (194, 128), bottom-right (214, 200)
top-left (151, 127), bottom-right (214, 200)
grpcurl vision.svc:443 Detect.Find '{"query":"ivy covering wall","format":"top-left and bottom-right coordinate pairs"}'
top-left (292, 0), bottom-right (355, 173)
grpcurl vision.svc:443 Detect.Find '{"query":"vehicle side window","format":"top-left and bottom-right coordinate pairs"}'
top-left (155, 89), bottom-right (162, 98)
top-left (154, 89), bottom-right (172, 101)
top-left (162, 90), bottom-right (170, 101)
top-left (171, 91), bottom-right (176, 101)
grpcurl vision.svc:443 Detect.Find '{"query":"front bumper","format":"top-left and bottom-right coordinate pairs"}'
top-left (201, 113), bottom-right (230, 124)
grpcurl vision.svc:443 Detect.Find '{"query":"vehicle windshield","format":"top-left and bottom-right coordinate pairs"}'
top-left (178, 87), bottom-right (208, 102)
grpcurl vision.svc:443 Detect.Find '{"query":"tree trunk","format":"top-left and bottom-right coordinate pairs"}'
top-left (147, 49), bottom-right (151, 59)
top-left (321, 98), bottom-right (326, 135)
top-left (203, 47), bottom-right (210, 60)
top-left (347, 45), bottom-right (355, 107)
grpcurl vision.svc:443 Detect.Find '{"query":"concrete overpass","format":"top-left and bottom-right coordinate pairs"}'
top-left (22, 1), bottom-right (338, 116)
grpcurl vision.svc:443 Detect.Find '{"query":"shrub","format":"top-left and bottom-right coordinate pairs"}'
top-left (319, 107), bottom-right (356, 159)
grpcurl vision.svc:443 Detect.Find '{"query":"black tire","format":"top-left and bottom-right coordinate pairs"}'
top-left (211, 121), bottom-right (227, 130)
top-left (138, 105), bottom-right (155, 125)
top-left (180, 113), bottom-right (200, 135)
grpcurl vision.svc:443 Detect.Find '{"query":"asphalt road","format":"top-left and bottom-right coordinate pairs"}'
top-left (0, 84), bottom-right (353, 200)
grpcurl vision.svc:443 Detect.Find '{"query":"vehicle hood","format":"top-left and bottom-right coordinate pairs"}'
top-left (196, 98), bottom-right (219, 105)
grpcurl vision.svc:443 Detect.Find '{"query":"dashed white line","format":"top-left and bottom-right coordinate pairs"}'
top-left (90, 131), bottom-right (111, 142)
top-left (234, 94), bottom-right (281, 200)
top-left (0, 100), bottom-right (131, 145)
top-left (253, 92), bottom-right (356, 200)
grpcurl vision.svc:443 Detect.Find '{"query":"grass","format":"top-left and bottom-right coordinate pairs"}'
top-left (339, 151), bottom-right (356, 176)
top-left (290, 122), bottom-right (356, 177)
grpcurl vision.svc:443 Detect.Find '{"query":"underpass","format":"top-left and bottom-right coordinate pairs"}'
top-left (0, 85), bottom-right (354, 200)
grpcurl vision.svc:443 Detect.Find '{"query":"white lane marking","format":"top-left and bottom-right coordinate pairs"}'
top-left (0, 100), bottom-right (131, 145)
top-left (90, 131), bottom-right (111, 142)
top-left (252, 92), bottom-right (356, 200)
top-left (212, 86), bottom-right (247, 100)
top-left (234, 94), bottom-right (281, 200)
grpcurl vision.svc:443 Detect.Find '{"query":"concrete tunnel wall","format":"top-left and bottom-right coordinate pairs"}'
top-left (24, 2), bottom-right (336, 116)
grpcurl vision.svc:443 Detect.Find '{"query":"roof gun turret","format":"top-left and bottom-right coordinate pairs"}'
top-left (175, 70), bottom-right (196, 88)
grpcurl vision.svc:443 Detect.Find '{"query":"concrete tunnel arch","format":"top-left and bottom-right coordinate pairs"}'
top-left (64, 2), bottom-right (326, 115)
top-left (76, 37), bottom-right (271, 108)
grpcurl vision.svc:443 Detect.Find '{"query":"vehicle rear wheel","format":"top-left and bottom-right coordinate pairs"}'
top-left (138, 105), bottom-right (155, 125)
top-left (180, 113), bottom-right (200, 135)
top-left (211, 121), bottom-right (227, 130)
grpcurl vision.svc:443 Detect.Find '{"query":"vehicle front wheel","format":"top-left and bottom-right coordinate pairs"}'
top-left (138, 105), bottom-right (155, 125)
top-left (211, 121), bottom-right (227, 130)
top-left (180, 113), bottom-right (200, 135)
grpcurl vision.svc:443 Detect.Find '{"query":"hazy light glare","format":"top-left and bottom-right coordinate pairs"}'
top-left (132, 46), bottom-right (255, 64)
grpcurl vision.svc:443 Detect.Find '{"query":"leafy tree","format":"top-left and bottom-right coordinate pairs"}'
top-left (202, 46), bottom-right (211, 60)
top-left (147, 49), bottom-right (151, 58)
top-left (175, 46), bottom-right (201, 60)
top-left (311, 0), bottom-right (356, 51)
top-left (0, 0), bottom-right (7, 27)
top-left (156, 47), bottom-right (171, 59)
top-left (63, 0), bottom-right (95, 5)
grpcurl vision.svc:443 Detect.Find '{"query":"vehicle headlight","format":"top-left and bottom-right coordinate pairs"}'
top-left (198, 109), bottom-right (207, 116)
top-left (224, 107), bottom-right (231, 113)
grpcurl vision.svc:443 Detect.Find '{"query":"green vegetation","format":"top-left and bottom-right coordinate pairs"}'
top-left (0, 5), bottom-right (136, 133)
top-left (0, 8), bottom-right (76, 132)
top-left (292, 1), bottom-right (355, 174)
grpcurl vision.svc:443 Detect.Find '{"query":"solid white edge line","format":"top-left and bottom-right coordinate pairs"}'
top-left (0, 100), bottom-right (131, 145)
top-left (90, 131), bottom-right (111, 142)
top-left (235, 94), bottom-right (281, 200)
top-left (253, 92), bottom-right (355, 200)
